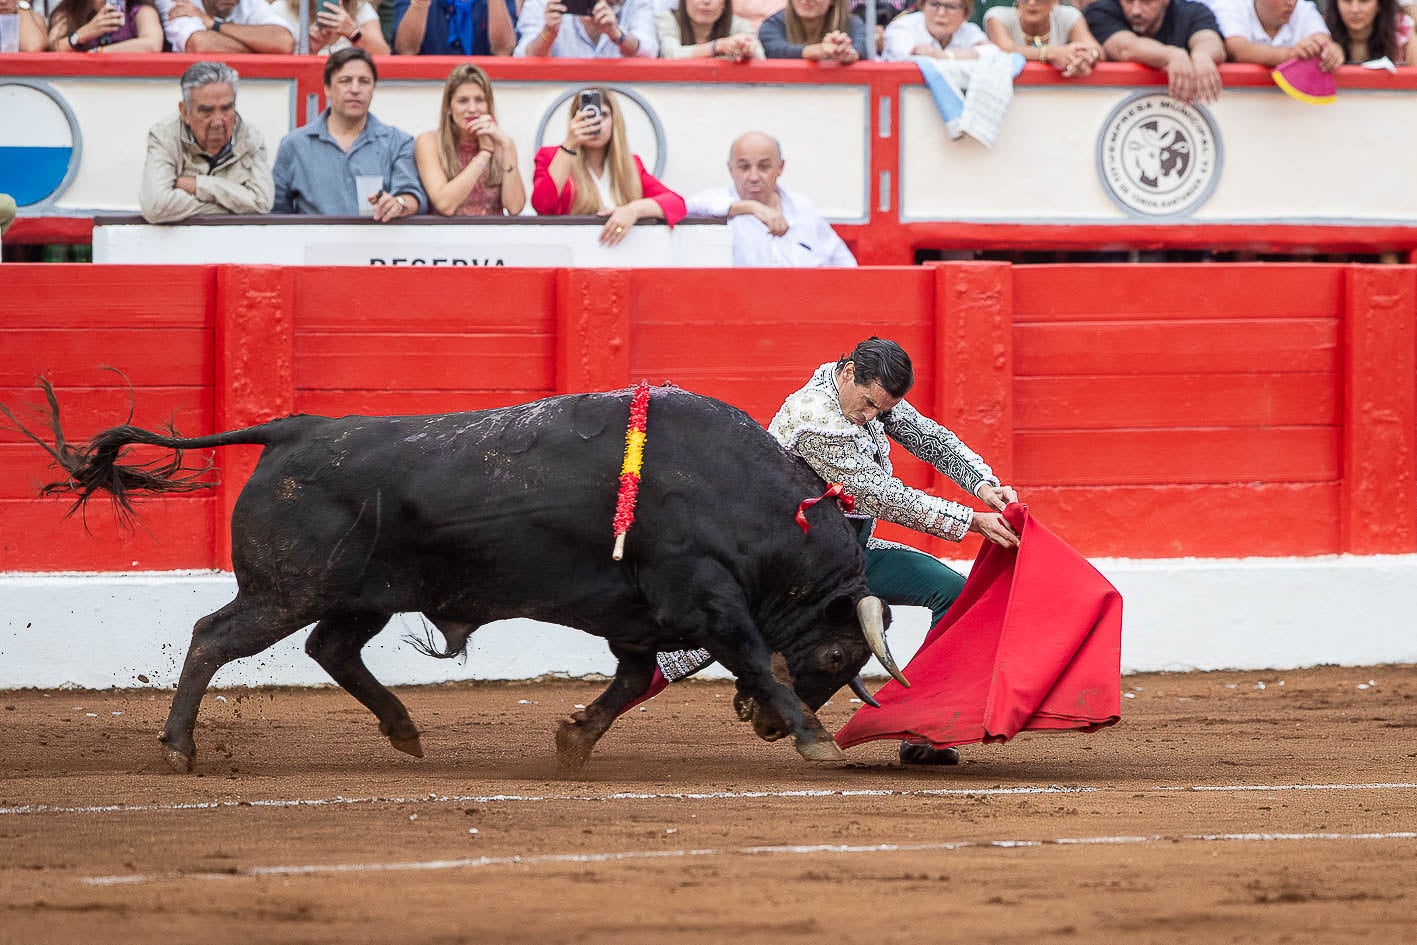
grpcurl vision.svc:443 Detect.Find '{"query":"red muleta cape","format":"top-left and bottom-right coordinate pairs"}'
top-left (835, 503), bottom-right (1122, 751)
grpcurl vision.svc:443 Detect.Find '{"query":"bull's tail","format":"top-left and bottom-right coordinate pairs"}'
top-left (1, 378), bottom-right (280, 529)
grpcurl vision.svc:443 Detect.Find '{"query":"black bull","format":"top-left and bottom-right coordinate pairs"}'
top-left (12, 385), bottom-right (908, 772)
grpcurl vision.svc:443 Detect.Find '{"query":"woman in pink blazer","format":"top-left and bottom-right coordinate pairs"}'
top-left (532, 86), bottom-right (686, 247)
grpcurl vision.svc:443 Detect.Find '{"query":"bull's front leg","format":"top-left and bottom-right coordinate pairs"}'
top-left (555, 646), bottom-right (656, 770)
top-left (715, 645), bottom-right (843, 762)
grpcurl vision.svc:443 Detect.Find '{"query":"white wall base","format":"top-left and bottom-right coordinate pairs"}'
top-left (3, 555), bottom-right (1415, 690)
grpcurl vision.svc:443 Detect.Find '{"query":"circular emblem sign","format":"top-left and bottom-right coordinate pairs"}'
top-left (1096, 92), bottom-right (1222, 219)
top-left (0, 80), bottom-right (82, 208)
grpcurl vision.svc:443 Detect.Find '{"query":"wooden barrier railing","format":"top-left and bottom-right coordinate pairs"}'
top-left (2, 261), bottom-right (1413, 570)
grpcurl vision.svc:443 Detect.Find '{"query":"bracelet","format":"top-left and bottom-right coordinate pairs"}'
top-left (540, 25), bottom-right (555, 40)
top-left (1039, 42), bottom-right (1048, 60)
top-left (350, 28), bottom-right (362, 42)
top-left (614, 31), bottom-right (630, 45)
top-left (559, 144), bottom-right (578, 156)
top-left (709, 38), bottom-right (717, 56)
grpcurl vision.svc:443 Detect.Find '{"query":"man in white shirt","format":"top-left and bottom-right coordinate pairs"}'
top-left (1212, 0), bottom-right (1341, 68)
top-left (514, 0), bottom-right (659, 56)
top-left (157, 0), bottom-right (295, 53)
top-left (685, 131), bottom-right (857, 269)
top-left (881, 0), bottom-right (989, 61)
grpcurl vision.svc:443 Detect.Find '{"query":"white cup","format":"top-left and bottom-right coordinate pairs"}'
top-left (354, 174), bottom-right (383, 218)
top-left (0, 14), bottom-right (21, 54)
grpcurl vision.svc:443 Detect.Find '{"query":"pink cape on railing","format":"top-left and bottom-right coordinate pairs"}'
top-left (835, 503), bottom-right (1122, 751)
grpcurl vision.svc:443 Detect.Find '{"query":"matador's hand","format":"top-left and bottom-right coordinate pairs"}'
top-left (975, 482), bottom-right (1018, 513)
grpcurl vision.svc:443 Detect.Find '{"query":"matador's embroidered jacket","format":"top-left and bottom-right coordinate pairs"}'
top-left (768, 362), bottom-right (1000, 547)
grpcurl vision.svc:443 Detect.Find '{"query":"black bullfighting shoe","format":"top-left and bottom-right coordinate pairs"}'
top-left (899, 740), bottom-right (961, 766)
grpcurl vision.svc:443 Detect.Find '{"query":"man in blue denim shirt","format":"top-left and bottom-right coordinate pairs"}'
top-left (272, 48), bottom-right (426, 220)
top-left (392, 0), bottom-right (517, 55)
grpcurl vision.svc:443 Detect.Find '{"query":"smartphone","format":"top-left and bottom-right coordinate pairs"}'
top-left (561, 0), bottom-right (595, 15)
top-left (107, 0), bottom-right (126, 14)
top-left (576, 89), bottom-right (603, 127)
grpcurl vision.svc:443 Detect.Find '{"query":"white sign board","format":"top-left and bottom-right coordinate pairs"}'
top-left (92, 219), bottom-right (736, 268)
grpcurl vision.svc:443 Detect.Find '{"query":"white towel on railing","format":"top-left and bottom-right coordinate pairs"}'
top-left (912, 48), bottom-right (1027, 148)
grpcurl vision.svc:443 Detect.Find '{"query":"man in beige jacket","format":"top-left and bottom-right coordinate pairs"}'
top-left (139, 61), bottom-right (273, 224)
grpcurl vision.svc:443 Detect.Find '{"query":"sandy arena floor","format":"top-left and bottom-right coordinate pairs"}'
top-left (1, 664), bottom-right (1415, 945)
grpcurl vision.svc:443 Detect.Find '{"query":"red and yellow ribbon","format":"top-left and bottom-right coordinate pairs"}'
top-left (612, 382), bottom-right (651, 560)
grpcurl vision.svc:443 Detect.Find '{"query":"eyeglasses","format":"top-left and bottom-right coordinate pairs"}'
top-left (923, 1), bottom-right (966, 11)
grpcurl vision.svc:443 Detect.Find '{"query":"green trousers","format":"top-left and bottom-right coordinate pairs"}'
top-left (864, 545), bottom-right (967, 628)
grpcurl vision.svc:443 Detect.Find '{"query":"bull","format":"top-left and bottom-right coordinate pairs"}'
top-left (10, 384), bottom-right (908, 773)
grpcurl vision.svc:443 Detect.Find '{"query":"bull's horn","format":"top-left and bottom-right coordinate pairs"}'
top-left (856, 596), bottom-right (909, 688)
top-left (848, 675), bottom-right (880, 708)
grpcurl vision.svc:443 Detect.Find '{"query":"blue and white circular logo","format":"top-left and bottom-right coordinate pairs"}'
top-left (1097, 92), bottom-right (1221, 219)
top-left (0, 80), bottom-right (82, 208)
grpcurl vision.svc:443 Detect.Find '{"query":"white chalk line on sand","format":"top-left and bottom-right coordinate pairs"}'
top-left (81, 831), bottom-right (1417, 886)
top-left (6, 781), bottom-right (1415, 818)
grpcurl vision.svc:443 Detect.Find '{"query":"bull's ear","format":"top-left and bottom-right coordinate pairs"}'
top-left (824, 594), bottom-right (855, 625)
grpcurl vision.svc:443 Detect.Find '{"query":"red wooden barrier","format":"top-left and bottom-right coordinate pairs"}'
top-left (1, 262), bottom-right (1413, 571)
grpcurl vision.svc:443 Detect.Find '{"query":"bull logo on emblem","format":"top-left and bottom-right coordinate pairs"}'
top-left (1124, 121), bottom-right (1191, 191)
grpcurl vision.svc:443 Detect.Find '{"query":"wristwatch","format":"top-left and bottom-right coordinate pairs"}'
top-left (68, 31), bottom-right (82, 48)
top-left (211, 16), bottom-right (224, 31)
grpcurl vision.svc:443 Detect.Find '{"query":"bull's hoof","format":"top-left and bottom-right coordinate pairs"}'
top-left (158, 733), bottom-right (195, 774)
top-left (382, 720), bottom-right (424, 759)
top-left (389, 731), bottom-right (424, 759)
top-left (555, 719), bottom-right (595, 770)
top-left (899, 741), bottom-right (961, 766)
top-left (733, 693), bottom-right (756, 722)
top-left (795, 737), bottom-right (845, 762)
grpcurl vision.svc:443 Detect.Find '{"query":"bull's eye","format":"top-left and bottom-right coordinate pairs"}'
top-left (823, 645), bottom-right (846, 671)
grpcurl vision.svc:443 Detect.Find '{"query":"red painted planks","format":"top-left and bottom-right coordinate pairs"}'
top-left (0, 497), bottom-right (217, 571)
top-left (1014, 319), bottom-right (1340, 376)
top-left (0, 265), bottom-right (212, 327)
top-left (295, 333), bottom-right (555, 391)
top-left (1015, 373), bottom-right (1340, 430)
top-left (0, 330), bottom-right (213, 388)
top-left (1012, 264), bottom-right (1346, 321)
top-left (0, 386), bottom-right (212, 445)
top-left (294, 389), bottom-right (556, 417)
top-left (1021, 483), bottom-right (1342, 557)
top-left (1015, 427), bottom-right (1341, 485)
top-left (293, 267), bottom-right (558, 332)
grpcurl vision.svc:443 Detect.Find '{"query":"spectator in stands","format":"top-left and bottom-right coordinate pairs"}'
top-left (140, 61), bottom-right (273, 224)
top-left (985, 0), bottom-right (1104, 74)
top-left (0, 193), bottom-right (15, 237)
top-left (393, 0), bottom-right (514, 55)
top-left (1085, 0), bottom-right (1226, 104)
top-left (272, 48), bottom-right (425, 219)
top-left (657, 0), bottom-right (762, 58)
top-left (414, 64), bottom-right (525, 216)
top-left (1326, 0), bottom-right (1415, 63)
top-left (275, 0), bottom-right (390, 54)
top-left (881, 0), bottom-right (990, 60)
top-left (156, 0), bottom-right (296, 52)
top-left (532, 86), bottom-right (685, 247)
top-left (686, 130), bottom-right (856, 267)
top-left (1213, 0), bottom-right (1341, 69)
top-left (48, 0), bottom-right (163, 50)
top-left (852, 0), bottom-right (912, 55)
top-left (515, 0), bottom-right (657, 57)
top-left (733, 0), bottom-right (783, 30)
top-left (760, 0), bottom-right (868, 59)
top-left (1, 0), bottom-right (50, 50)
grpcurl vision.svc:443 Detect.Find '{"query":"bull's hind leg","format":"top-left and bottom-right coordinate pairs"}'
top-left (304, 612), bottom-right (424, 758)
top-left (556, 645), bottom-right (656, 770)
top-left (159, 595), bottom-right (311, 774)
